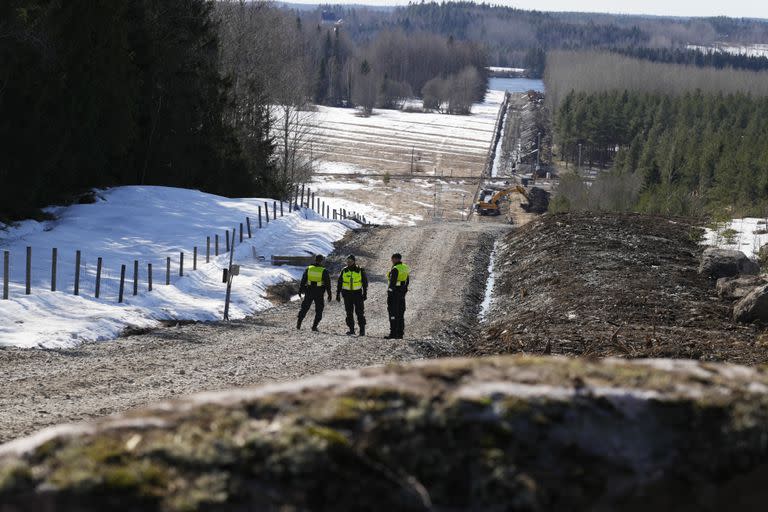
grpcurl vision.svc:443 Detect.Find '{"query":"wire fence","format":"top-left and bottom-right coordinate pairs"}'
top-left (1, 187), bottom-right (369, 304)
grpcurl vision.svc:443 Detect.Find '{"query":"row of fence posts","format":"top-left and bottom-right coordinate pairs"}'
top-left (294, 184), bottom-right (368, 225)
top-left (2, 188), bottom-right (368, 303)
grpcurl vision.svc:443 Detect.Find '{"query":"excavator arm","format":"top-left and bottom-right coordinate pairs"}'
top-left (476, 186), bottom-right (528, 214)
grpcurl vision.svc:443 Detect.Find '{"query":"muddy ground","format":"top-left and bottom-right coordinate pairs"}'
top-left (479, 212), bottom-right (768, 365)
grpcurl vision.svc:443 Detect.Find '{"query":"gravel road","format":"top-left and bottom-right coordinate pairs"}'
top-left (0, 221), bottom-right (506, 443)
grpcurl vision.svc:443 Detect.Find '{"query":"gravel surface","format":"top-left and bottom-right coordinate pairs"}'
top-left (0, 222), bottom-right (506, 443)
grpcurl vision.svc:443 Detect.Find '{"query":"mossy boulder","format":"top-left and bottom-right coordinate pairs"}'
top-left (2, 356), bottom-right (768, 511)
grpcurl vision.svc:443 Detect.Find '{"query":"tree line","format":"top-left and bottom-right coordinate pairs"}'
top-left (1, 0), bottom-right (277, 222)
top-left (554, 89), bottom-right (768, 217)
top-left (281, 21), bottom-right (489, 112)
top-left (294, 3), bottom-right (768, 75)
top-left (613, 47), bottom-right (768, 73)
top-left (545, 51), bottom-right (768, 112)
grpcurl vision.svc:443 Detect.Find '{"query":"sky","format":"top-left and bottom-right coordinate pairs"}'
top-left (309, 1), bottom-right (768, 20)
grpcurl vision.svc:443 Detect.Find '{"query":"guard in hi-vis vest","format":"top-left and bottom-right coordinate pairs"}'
top-left (336, 254), bottom-right (368, 336)
top-left (386, 253), bottom-right (410, 339)
top-left (297, 254), bottom-right (332, 331)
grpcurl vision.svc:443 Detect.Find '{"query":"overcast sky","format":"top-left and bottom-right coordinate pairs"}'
top-left (310, 1), bottom-right (768, 19)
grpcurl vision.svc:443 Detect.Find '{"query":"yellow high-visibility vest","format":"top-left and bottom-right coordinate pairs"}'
top-left (388, 263), bottom-right (410, 286)
top-left (307, 265), bottom-right (324, 286)
top-left (342, 269), bottom-right (363, 291)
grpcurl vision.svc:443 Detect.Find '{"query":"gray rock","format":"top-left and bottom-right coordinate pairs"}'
top-left (3, 356), bottom-right (768, 511)
top-left (716, 275), bottom-right (765, 301)
top-left (699, 248), bottom-right (759, 279)
top-left (734, 283), bottom-right (768, 323)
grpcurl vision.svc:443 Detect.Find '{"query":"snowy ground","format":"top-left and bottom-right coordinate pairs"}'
top-left (309, 90), bottom-right (504, 178)
top-left (687, 43), bottom-right (768, 58)
top-left (305, 90), bottom-right (507, 224)
top-left (0, 186), bottom-right (357, 349)
top-left (703, 217), bottom-right (768, 259)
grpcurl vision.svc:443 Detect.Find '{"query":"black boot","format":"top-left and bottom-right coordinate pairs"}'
top-left (359, 326), bottom-right (365, 337)
top-left (346, 329), bottom-right (355, 335)
top-left (296, 318), bottom-right (302, 330)
top-left (311, 325), bottom-right (319, 332)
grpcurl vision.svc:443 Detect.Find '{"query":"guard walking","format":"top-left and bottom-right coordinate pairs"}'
top-left (386, 253), bottom-right (410, 339)
top-left (336, 254), bottom-right (368, 336)
top-left (297, 254), bottom-right (332, 331)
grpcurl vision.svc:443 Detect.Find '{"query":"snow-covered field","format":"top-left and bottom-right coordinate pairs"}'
top-left (0, 186), bottom-right (356, 349)
top-left (687, 43), bottom-right (768, 58)
top-left (488, 66), bottom-right (525, 74)
top-left (310, 90), bottom-right (505, 177)
top-left (704, 218), bottom-right (768, 259)
top-left (303, 90), bottom-right (507, 224)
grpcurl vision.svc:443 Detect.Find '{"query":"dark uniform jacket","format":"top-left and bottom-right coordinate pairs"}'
top-left (299, 266), bottom-right (331, 295)
top-left (388, 266), bottom-right (410, 294)
top-left (336, 265), bottom-right (369, 296)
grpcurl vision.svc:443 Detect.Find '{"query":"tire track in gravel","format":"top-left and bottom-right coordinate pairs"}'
top-left (0, 222), bottom-right (508, 443)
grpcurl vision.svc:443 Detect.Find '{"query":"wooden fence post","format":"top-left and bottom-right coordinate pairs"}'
top-left (239, 223), bottom-right (243, 243)
top-left (258, 207), bottom-right (263, 228)
top-left (179, 252), bottom-right (184, 276)
top-left (264, 201), bottom-right (270, 223)
top-left (193, 246), bottom-right (198, 270)
top-left (311, 193), bottom-right (316, 211)
top-left (25, 247), bottom-right (31, 295)
top-left (225, 231), bottom-right (230, 252)
top-left (95, 257), bottom-right (102, 298)
top-left (273, 201), bottom-right (277, 220)
top-left (133, 260), bottom-right (139, 296)
top-left (3, 250), bottom-right (9, 300)
top-left (301, 184), bottom-right (305, 207)
top-left (118, 265), bottom-right (126, 303)
top-left (229, 229), bottom-right (236, 268)
top-left (74, 250), bottom-right (81, 296)
top-left (206, 237), bottom-right (211, 263)
top-left (333, 209), bottom-right (337, 220)
top-left (246, 217), bottom-right (252, 238)
top-left (280, 201), bottom-right (284, 217)
top-left (166, 257), bottom-right (171, 285)
top-left (51, 248), bottom-right (57, 292)
top-left (215, 234), bottom-right (219, 256)
top-left (148, 263), bottom-right (153, 291)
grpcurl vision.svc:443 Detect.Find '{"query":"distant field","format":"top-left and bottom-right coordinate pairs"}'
top-left (310, 91), bottom-right (504, 177)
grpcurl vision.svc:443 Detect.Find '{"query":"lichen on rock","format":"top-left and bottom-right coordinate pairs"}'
top-left (2, 355), bottom-right (768, 511)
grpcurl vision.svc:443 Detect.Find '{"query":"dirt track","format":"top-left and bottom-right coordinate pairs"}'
top-left (0, 222), bottom-right (505, 443)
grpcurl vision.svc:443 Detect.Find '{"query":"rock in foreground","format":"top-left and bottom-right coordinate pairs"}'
top-left (2, 356), bottom-right (768, 511)
top-left (699, 247), bottom-right (759, 280)
top-left (734, 283), bottom-right (768, 323)
top-left (716, 275), bottom-right (765, 301)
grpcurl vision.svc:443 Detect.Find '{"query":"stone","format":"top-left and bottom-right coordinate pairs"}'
top-left (716, 275), bottom-right (766, 301)
top-left (734, 283), bottom-right (768, 323)
top-left (2, 356), bottom-right (768, 511)
top-left (699, 248), bottom-right (759, 279)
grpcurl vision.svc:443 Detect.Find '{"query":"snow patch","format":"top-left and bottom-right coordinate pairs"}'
top-left (479, 240), bottom-right (499, 321)
top-left (0, 186), bottom-right (354, 348)
top-left (702, 217), bottom-right (768, 259)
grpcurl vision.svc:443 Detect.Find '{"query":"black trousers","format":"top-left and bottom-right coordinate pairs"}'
top-left (387, 292), bottom-right (406, 337)
top-left (298, 289), bottom-right (325, 328)
top-left (342, 291), bottom-right (366, 331)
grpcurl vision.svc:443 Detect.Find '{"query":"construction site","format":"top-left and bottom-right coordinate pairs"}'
top-left (5, 83), bottom-right (768, 511)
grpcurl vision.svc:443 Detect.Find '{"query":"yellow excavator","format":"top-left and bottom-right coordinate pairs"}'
top-left (475, 185), bottom-right (528, 216)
